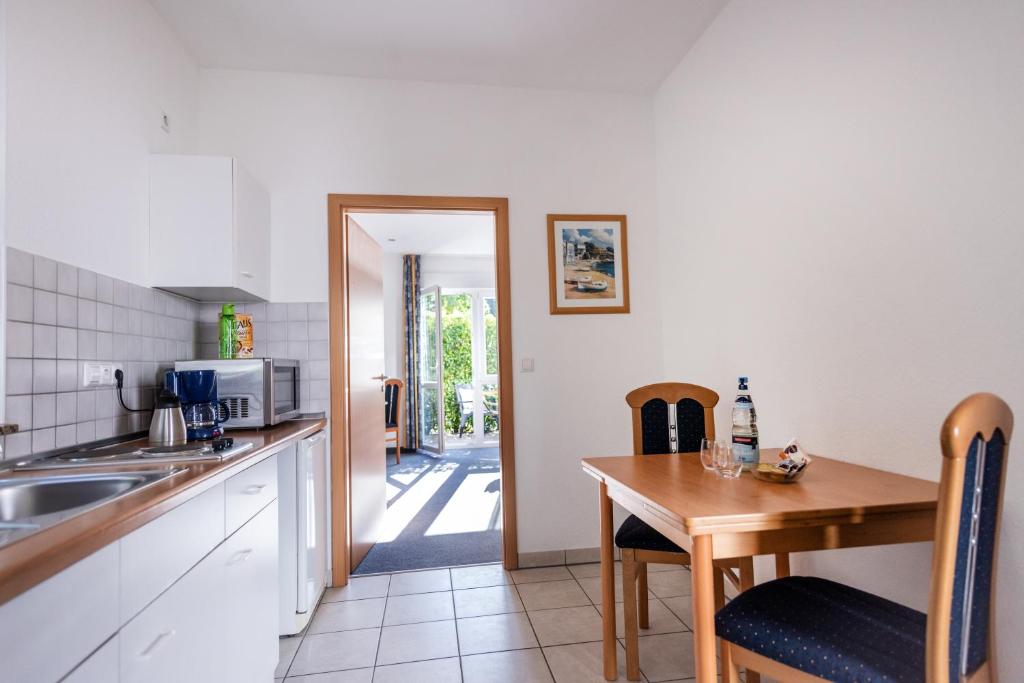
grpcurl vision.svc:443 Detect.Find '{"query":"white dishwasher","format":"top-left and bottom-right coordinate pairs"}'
top-left (278, 430), bottom-right (329, 635)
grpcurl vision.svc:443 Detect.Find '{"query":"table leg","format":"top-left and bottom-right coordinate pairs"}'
top-left (600, 481), bottom-right (618, 681)
top-left (713, 566), bottom-right (728, 669)
top-left (690, 535), bottom-right (717, 683)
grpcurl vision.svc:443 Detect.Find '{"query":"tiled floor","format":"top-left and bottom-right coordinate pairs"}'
top-left (275, 562), bottom-right (700, 682)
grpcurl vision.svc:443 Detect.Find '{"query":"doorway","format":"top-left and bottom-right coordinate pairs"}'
top-left (327, 195), bottom-right (517, 587)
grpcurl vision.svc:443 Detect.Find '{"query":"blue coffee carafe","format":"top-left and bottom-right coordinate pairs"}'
top-left (164, 369), bottom-right (229, 441)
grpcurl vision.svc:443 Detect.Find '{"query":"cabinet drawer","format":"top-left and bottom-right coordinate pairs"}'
top-left (64, 634), bottom-right (118, 683)
top-left (0, 543), bottom-right (118, 683)
top-left (225, 454), bottom-right (278, 535)
top-left (120, 538), bottom-right (225, 683)
top-left (121, 483), bottom-right (225, 622)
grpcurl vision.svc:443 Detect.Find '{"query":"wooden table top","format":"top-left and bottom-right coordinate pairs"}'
top-left (0, 418), bottom-right (327, 606)
top-left (582, 449), bottom-right (939, 536)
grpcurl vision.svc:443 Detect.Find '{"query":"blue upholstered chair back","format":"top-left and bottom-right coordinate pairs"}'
top-left (639, 398), bottom-right (707, 455)
top-left (384, 382), bottom-right (400, 427)
top-left (625, 383), bottom-right (719, 456)
top-left (929, 392), bottom-right (1013, 683)
top-left (946, 431), bottom-right (1006, 680)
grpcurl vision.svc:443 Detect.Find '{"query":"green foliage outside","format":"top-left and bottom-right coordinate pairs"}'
top-left (441, 295), bottom-right (473, 434)
top-left (441, 294), bottom-right (499, 435)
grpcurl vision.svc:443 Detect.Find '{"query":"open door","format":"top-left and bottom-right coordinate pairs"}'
top-left (417, 285), bottom-right (445, 454)
top-left (346, 217), bottom-right (387, 571)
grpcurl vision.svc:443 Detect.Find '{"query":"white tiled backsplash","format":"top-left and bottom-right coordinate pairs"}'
top-left (4, 247), bottom-right (329, 459)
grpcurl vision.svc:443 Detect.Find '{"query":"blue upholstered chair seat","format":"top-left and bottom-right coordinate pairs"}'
top-left (716, 576), bottom-right (926, 683)
top-left (615, 514), bottom-right (686, 554)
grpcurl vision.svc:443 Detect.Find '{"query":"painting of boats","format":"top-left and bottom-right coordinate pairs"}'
top-left (547, 214), bottom-right (630, 314)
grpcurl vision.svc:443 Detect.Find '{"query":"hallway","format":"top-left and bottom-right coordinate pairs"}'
top-left (354, 449), bottom-right (502, 575)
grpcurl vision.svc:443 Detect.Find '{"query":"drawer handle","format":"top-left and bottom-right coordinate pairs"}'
top-left (242, 484), bottom-right (267, 495)
top-left (140, 629), bottom-right (176, 659)
top-left (240, 270), bottom-right (254, 278)
top-left (228, 548), bottom-right (254, 566)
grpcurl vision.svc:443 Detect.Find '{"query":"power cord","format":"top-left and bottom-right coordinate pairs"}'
top-left (114, 368), bottom-right (146, 413)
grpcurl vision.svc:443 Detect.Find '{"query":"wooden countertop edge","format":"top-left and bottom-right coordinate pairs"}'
top-left (582, 456), bottom-right (939, 536)
top-left (0, 418), bottom-right (327, 607)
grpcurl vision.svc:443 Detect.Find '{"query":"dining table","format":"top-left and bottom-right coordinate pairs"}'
top-left (581, 448), bottom-right (940, 682)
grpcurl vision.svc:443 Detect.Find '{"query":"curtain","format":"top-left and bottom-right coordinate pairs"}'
top-left (402, 255), bottom-right (421, 450)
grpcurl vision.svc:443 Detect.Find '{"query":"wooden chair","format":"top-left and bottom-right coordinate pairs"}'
top-left (384, 378), bottom-right (404, 464)
top-left (716, 392), bottom-right (1013, 683)
top-left (621, 382), bottom-right (788, 682)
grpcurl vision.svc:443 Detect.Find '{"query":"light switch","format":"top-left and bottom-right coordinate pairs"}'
top-left (520, 358), bottom-right (535, 373)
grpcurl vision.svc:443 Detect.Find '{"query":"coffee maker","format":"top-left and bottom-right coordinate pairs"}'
top-left (164, 369), bottom-right (228, 441)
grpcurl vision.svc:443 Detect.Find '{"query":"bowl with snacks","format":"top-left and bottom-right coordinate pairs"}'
top-left (753, 439), bottom-right (812, 484)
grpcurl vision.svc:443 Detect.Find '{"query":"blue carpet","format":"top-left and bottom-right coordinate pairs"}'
top-left (352, 447), bottom-right (502, 575)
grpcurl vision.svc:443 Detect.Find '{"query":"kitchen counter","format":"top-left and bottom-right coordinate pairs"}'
top-left (0, 418), bottom-right (327, 606)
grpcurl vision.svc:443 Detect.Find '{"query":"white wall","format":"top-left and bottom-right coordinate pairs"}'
top-left (655, 0), bottom-right (1024, 675)
top-left (5, 0), bottom-right (198, 285)
top-left (198, 71), bottom-right (664, 552)
top-left (420, 254), bottom-right (495, 291)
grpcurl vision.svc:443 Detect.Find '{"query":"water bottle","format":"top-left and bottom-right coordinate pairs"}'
top-left (731, 376), bottom-right (759, 470)
top-left (219, 303), bottom-right (236, 359)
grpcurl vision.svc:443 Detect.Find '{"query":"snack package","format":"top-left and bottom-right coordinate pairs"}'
top-left (778, 438), bottom-right (812, 474)
top-left (234, 313), bottom-right (254, 358)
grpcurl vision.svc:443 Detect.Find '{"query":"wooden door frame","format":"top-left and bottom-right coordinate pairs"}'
top-left (327, 194), bottom-right (518, 586)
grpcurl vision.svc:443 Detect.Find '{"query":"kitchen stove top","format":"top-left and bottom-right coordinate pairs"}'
top-left (14, 439), bottom-right (254, 471)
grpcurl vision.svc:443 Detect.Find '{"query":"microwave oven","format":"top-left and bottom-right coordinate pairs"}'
top-left (174, 358), bottom-right (301, 428)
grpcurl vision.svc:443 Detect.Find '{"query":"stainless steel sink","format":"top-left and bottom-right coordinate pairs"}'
top-left (0, 469), bottom-right (185, 547)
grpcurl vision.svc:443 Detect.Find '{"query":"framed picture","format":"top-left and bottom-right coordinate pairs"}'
top-left (547, 214), bottom-right (630, 315)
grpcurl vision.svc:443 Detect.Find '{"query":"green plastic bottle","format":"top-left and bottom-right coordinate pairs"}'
top-left (219, 304), bottom-right (236, 359)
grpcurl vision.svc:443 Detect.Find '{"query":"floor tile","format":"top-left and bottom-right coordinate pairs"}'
top-left (567, 562), bottom-right (622, 580)
top-left (543, 641), bottom-right (631, 683)
top-left (527, 605), bottom-right (603, 647)
top-left (383, 591), bottom-right (455, 625)
top-left (388, 568), bottom-right (452, 596)
top-left (511, 566), bottom-right (573, 584)
top-left (658, 596), bottom-right (693, 629)
top-left (371, 657), bottom-right (462, 683)
top-left (646, 570), bottom-right (691, 598)
top-left (451, 563), bottom-right (512, 590)
top-left (289, 629), bottom-right (380, 676)
top-left (276, 635), bottom-right (302, 678)
top-left (635, 632), bottom-right (694, 682)
top-left (310, 598), bottom-right (386, 633)
top-left (453, 584), bottom-right (524, 618)
top-left (285, 669), bottom-right (374, 682)
top-left (576, 576), bottom-right (655, 605)
top-left (324, 575), bottom-right (391, 602)
top-left (598, 598), bottom-right (687, 636)
top-left (376, 619), bottom-right (460, 666)
top-left (516, 580), bottom-right (590, 610)
top-left (646, 563), bottom-right (684, 573)
top-left (461, 648), bottom-right (554, 683)
top-left (457, 612), bottom-right (538, 655)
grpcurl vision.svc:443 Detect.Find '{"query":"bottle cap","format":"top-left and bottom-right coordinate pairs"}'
top-left (221, 303), bottom-right (235, 315)
top-left (738, 376), bottom-right (748, 384)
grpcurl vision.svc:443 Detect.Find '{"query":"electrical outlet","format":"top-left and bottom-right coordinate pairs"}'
top-left (82, 362), bottom-right (117, 387)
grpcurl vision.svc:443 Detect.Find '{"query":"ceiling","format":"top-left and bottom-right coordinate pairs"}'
top-left (351, 213), bottom-right (495, 256)
top-left (149, 0), bottom-right (726, 93)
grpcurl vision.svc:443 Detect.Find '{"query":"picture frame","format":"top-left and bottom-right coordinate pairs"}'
top-left (547, 214), bottom-right (630, 315)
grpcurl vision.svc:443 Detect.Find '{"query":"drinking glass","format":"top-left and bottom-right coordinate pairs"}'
top-left (714, 441), bottom-right (743, 479)
top-left (699, 438), bottom-right (716, 470)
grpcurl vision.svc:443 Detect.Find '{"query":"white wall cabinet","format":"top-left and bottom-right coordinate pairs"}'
top-left (63, 635), bottom-right (119, 683)
top-left (149, 154), bottom-right (271, 302)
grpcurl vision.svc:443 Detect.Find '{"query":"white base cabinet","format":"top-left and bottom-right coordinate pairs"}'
top-left (223, 501), bottom-right (279, 682)
top-left (0, 451), bottom-right (284, 683)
